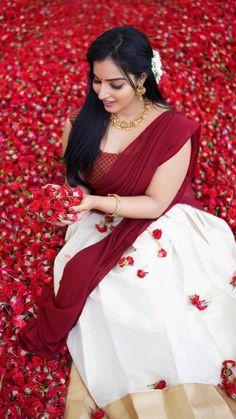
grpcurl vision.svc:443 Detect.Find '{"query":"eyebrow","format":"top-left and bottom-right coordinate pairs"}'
top-left (93, 73), bottom-right (126, 82)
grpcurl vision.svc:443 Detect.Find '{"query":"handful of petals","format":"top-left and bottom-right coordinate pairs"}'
top-left (28, 184), bottom-right (84, 223)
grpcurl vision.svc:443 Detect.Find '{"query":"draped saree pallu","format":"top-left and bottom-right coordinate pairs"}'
top-left (19, 110), bottom-right (203, 359)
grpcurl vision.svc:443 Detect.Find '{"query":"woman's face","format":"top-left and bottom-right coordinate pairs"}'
top-left (92, 58), bottom-right (139, 114)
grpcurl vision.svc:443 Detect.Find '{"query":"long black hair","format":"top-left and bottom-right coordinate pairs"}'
top-left (64, 26), bottom-right (169, 187)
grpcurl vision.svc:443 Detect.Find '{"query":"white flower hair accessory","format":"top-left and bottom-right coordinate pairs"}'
top-left (151, 50), bottom-right (163, 84)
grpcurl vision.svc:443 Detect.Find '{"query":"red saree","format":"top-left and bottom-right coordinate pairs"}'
top-left (19, 110), bottom-right (203, 359)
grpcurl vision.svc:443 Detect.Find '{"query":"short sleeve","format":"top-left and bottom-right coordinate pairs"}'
top-left (158, 113), bottom-right (201, 179)
top-left (68, 108), bottom-right (80, 125)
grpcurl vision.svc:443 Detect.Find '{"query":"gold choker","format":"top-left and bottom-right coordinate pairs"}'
top-left (110, 99), bottom-right (151, 130)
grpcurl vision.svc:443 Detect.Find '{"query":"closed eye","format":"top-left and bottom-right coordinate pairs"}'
top-left (93, 79), bottom-right (124, 89)
top-left (111, 84), bottom-right (123, 90)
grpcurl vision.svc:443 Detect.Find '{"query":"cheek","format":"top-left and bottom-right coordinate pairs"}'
top-left (92, 84), bottom-right (99, 94)
top-left (118, 87), bottom-right (135, 102)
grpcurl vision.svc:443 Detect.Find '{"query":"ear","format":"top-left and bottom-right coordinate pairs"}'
top-left (138, 72), bottom-right (148, 84)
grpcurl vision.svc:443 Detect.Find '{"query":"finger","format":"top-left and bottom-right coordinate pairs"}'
top-left (69, 205), bottom-right (82, 212)
top-left (47, 221), bottom-right (67, 227)
top-left (58, 220), bottom-right (73, 225)
top-left (59, 214), bottom-right (84, 224)
top-left (68, 204), bottom-right (88, 213)
top-left (42, 183), bottom-right (59, 189)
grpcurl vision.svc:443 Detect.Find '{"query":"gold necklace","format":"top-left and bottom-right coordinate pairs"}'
top-left (110, 99), bottom-right (151, 130)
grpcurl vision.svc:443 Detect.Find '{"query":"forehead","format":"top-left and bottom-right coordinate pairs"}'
top-left (93, 58), bottom-right (126, 81)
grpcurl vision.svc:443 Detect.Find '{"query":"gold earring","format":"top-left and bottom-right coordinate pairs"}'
top-left (136, 84), bottom-right (146, 101)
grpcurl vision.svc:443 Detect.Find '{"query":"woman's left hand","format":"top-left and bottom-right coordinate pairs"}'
top-left (71, 194), bottom-right (95, 213)
top-left (60, 194), bottom-right (95, 225)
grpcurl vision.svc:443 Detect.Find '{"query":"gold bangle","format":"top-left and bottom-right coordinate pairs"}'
top-left (106, 193), bottom-right (121, 217)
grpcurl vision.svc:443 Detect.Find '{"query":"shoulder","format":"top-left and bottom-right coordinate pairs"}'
top-left (154, 109), bottom-right (201, 142)
top-left (150, 106), bottom-right (201, 132)
top-left (147, 108), bottom-right (201, 150)
top-left (61, 108), bottom-right (81, 156)
top-left (168, 109), bottom-right (201, 131)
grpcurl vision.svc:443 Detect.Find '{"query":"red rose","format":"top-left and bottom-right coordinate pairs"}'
top-left (13, 315), bottom-right (26, 329)
top-left (223, 360), bottom-right (236, 368)
top-left (189, 294), bottom-right (208, 310)
top-left (45, 405), bottom-right (62, 416)
top-left (69, 197), bottom-right (82, 206)
top-left (137, 269), bottom-right (149, 278)
top-left (230, 271), bottom-right (236, 288)
top-left (225, 381), bottom-right (236, 399)
top-left (41, 198), bottom-right (52, 212)
top-left (198, 303), bottom-right (208, 311)
top-left (221, 367), bottom-right (233, 379)
top-left (118, 256), bottom-right (126, 267)
top-left (48, 213), bottom-right (63, 223)
top-left (12, 371), bottom-right (25, 386)
top-left (126, 256), bottom-right (134, 265)
top-left (73, 186), bottom-right (84, 201)
top-left (118, 256), bottom-right (134, 267)
top-left (190, 294), bottom-right (199, 305)
top-left (31, 356), bottom-right (45, 368)
top-left (95, 223), bottom-right (108, 233)
top-left (52, 200), bottom-right (65, 211)
top-left (152, 229), bottom-right (162, 239)
top-left (12, 301), bottom-right (25, 315)
top-left (29, 200), bottom-right (42, 212)
top-left (154, 380), bottom-right (167, 389)
top-left (67, 213), bottom-right (79, 222)
top-left (91, 408), bottom-right (105, 419)
top-left (32, 189), bottom-right (45, 200)
top-left (158, 248), bottom-right (167, 257)
top-left (42, 113), bottom-right (54, 123)
top-left (45, 249), bottom-right (57, 259)
top-left (43, 184), bottom-right (57, 195)
top-left (219, 359), bottom-right (236, 399)
top-left (104, 215), bottom-right (114, 223)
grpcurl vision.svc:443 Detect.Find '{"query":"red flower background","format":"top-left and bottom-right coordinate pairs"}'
top-left (0, 0), bottom-right (235, 417)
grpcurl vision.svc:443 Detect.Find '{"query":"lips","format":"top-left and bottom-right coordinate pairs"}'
top-left (103, 100), bottom-right (115, 106)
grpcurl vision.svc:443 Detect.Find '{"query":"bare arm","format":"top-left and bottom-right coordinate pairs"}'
top-left (60, 117), bottom-right (72, 186)
top-left (61, 117), bottom-right (72, 158)
top-left (71, 139), bottom-right (191, 220)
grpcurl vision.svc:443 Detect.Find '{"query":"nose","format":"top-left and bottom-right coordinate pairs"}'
top-left (97, 82), bottom-right (110, 100)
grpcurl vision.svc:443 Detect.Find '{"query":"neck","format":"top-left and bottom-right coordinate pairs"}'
top-left (114, 98), bottom-right (146, 120)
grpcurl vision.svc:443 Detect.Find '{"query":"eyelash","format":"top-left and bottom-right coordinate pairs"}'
top-left (93, 80), bottom-right (123, 90)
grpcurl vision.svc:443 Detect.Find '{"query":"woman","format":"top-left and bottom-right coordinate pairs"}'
top-left (19, 26), bottom-right (236, 418)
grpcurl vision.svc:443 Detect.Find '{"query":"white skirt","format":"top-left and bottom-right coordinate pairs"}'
top-left (53, 204), bottom-right (236, 407)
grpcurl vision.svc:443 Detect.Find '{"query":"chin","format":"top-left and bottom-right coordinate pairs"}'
top-left (105, 104), bottom-right (120, 113)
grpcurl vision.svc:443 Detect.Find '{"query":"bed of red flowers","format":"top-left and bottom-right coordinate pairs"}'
top-left (0, 0), bottom-right (235, 417)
